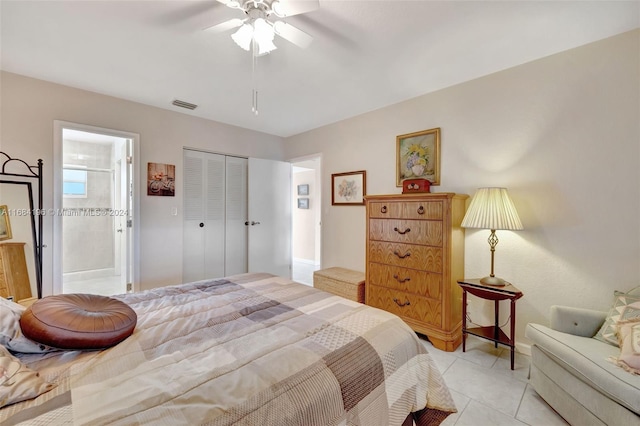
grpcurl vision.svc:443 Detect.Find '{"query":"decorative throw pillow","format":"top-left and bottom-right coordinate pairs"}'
top-left (0, 298), bottom-right (55, 353)
top-left (0, 345), bottom-right (55, 407)
top-left (611, 318), bottom-right (640, 375)
top-left (594, 287), bottom-right (640, 347)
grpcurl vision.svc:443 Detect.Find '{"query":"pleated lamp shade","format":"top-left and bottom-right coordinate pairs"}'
top-left (461, 188), bottom-right (523, 231)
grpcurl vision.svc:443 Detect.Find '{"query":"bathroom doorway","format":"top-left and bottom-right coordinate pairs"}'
top-left (53, 122), bottom-right (139, 296)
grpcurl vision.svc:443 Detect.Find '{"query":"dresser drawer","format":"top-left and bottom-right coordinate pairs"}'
top-left (369, 219), bottom-right (442, 246)
top-left (367, 263), bottom-right (441, 299)
top-left (367, 284), bottom-right (442, 327)
top-left (368, 201), bottom-right (443, 220)
top-left (368, 241), bottom-right (442, 273)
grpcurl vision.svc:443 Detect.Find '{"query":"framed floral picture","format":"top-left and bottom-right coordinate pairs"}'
top-left (331, 170), bottom-right (366, 206)
top-left (396, 127), bottom-right (441, 186)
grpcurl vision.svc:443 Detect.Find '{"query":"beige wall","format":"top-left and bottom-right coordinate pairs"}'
top-left (284, 30), bottom-right (640, 348)
top-left (0, 71), bottom-right (286, 294)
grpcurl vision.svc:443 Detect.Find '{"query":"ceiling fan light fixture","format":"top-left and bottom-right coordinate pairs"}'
top-left (253, 18), bottom-right (277, 54)
top-left (231, 23), bottom-right (253, 51)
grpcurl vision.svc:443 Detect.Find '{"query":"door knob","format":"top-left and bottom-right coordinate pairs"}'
top-left (199, 223), bottom-right (204, 228)
top-left (251, 221), bottom-right (261, 226)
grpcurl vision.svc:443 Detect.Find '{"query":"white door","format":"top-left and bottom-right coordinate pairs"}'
top-left (183, 150), bottom-right (226, 282)
top-left (248, 158), bottom-right (292, 278)
top-left (225, 156), bottom-right (248, 275)
top-left (114, 138), bottom-right (133, 291)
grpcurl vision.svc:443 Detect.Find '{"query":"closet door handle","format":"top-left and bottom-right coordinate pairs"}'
top-left (199, 223), bottom-right (204, 228)
top-left (393, 250), bottom-right (411, 259)
top-left (393, 298), bottom-right (411, 307)
top-left (393, 227), bottom-right (410, 235)
top-left (393, 274), bottom-right (410, 283)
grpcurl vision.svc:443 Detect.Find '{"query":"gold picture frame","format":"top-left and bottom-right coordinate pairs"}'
top-left (0, 205), bottom-right (12, 241)
top-left (396, 127), bottom-right (441, 186)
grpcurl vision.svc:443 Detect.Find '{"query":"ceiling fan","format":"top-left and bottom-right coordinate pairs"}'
top-left (206, 0), bottom-right (319, 55)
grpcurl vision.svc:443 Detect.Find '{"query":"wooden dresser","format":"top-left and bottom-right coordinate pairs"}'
top-left (365, 193), bottom-right (467, 351)
top-left (0, 242), bottom-right (33, 302)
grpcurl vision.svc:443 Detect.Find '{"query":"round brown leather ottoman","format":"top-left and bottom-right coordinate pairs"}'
top-left (20, 294), bottom-right (137, 350)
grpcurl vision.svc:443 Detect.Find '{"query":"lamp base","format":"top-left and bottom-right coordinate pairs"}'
top-left (480, 276), bottom-right (508, 286)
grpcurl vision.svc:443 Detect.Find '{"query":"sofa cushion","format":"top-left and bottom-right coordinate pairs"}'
top-left (594, 287), bottom-right (640, 347)
top-left (526, 322), bottom-right (640, 415)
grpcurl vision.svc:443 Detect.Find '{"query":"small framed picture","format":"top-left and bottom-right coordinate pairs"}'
top-left (0, 205), bottom-right (12, 241)
top-left (297, 184), bottom-right (309, 196)
top-left (297, 198), bottom-right (309, 209)
top-left (331, 170), bottom-right (366, 206)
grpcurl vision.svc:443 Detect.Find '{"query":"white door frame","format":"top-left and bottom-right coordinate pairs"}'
top-left (52, 120), bottom-right (140, 295)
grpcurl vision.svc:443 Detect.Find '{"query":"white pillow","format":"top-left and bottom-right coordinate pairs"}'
top-left (0, 298), bottom-right (55, 353)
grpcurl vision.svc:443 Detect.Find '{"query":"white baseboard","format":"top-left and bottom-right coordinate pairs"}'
top-left (516, 341), bottom-right (532, 356)
top-left (63, 268), bottom-right (116, 283)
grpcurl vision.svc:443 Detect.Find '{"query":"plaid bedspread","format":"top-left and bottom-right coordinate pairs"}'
top-left (2, 273), bottom-right (456, 425)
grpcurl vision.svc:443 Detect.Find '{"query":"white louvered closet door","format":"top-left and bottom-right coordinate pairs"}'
top-left (183, 149), bottom-right (227, 283)
top-left (225, 156), bottom-right (248, 276)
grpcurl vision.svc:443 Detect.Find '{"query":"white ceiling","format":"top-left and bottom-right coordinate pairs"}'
top-left (1, 1), bottom-right (638, 138)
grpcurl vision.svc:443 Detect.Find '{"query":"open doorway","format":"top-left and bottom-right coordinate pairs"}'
top-left (53, 122), bottom-right (139, 296)
top-left (291, 155), bottom-right (321, 285)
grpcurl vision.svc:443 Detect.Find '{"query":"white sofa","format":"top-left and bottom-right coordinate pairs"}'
top-left (526, 306), bottom-right (640, 425)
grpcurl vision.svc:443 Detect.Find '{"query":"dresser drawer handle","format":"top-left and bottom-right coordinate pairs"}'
top-left (393, 227), bottom-right (411, 235)
top-left (393, 250), bottom-right (411, 259)
top-left (380, 206), bottom-right (388, 213)
top-left (417, 206), bottom-right (425, 215)
top-left (393, 274), bottom-right (411, 283)
top-left (393, 298), bottom-right (411, 307)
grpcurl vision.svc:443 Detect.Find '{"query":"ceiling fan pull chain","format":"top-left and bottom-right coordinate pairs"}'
top-left (251, 43), bottom-right (259, 115)
top-left (252, 89), bottom-right (259, 116)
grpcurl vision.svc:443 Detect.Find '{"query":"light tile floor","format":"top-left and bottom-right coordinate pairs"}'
top-left (292, 260), bottom-right (319, 286)
top-left (419, 335), bottom-right (569, 426)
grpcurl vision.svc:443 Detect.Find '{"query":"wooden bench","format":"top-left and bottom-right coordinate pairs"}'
top-left (313, 267), bottom-right (365, 303)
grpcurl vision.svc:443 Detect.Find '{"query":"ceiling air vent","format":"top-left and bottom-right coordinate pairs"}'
top-left (172, 99), bottom-right (198, 110)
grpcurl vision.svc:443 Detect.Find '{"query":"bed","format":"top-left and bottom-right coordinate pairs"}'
top-left (2, 273), bottom-right (456, 425)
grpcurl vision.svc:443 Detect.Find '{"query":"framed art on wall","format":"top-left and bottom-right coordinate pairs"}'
top-left (297, 184), bottom-right (309, 196)
top-left (147, 162), bottom-right (176, 196)
top-left (331, 170), bottom-right (366, 206)
top-left (396, 127), bottom-right (441, 186)
top-left (297, 198), bottom-right (309, 209)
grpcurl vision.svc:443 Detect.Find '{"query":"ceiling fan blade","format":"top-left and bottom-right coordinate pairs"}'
top-left (216, 0), bottom-right (240, 8)
top-left (203, 18), bottom-right (244, 33)
top-left (273, 21), bottom-right (313, 48)
top-left (272, 0), bottom-right (319, 17)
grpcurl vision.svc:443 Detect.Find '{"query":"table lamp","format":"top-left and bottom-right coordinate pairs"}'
top-left (461, 187), bottom-right (523, 286)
